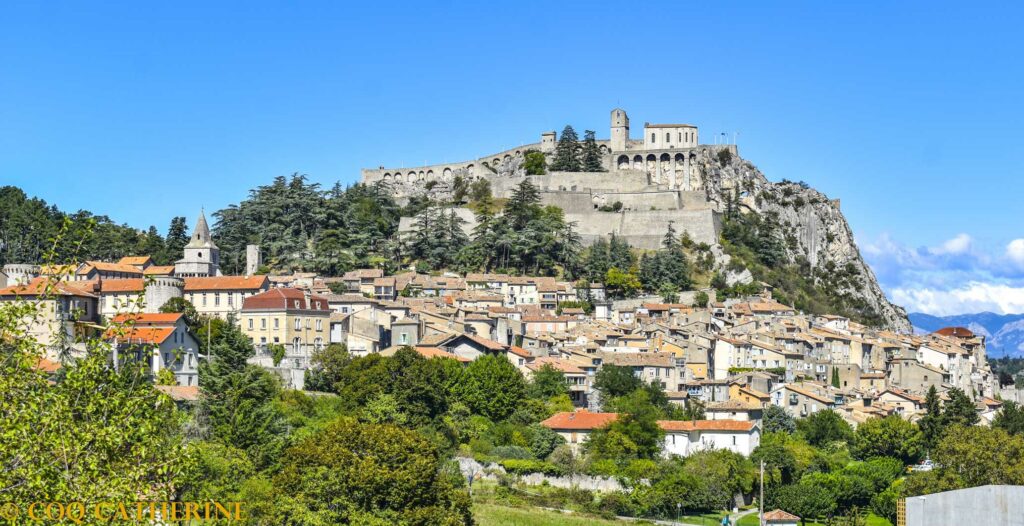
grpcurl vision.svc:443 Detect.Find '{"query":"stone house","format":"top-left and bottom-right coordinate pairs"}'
top-left (887, 357), bottom-right (949, 393)
top-left (240, 287), bottom-right (330, 355)
top-left (771, 382), bottom-right (838, 417)
top-left (184, 275), bottom-right (271, 319)
top-left (109, 313), bottom-right (200, 387)
top-left (0, 277), bottom-right (99, 358)
top-left (659, 419), bottom-right (760, 457)
top-left (539, 410), bottom-right (760, 457)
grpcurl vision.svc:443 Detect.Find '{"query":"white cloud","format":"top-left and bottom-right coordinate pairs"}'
top-left (861, 232), bottom-right (1024, 315)
top-left (931, 233), bottom-right (973, 255)
top-left (1007, 239), bottom-right (1024, 266)
top-left (890, 282), bottom-right (1024, 316)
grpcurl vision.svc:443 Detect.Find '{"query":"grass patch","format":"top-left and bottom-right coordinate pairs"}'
top-left (735, 512), bottom-right (893, 526)
top-left (473, 503), bottom-right (646, 525)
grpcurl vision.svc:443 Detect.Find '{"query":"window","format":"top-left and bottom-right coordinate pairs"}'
top-left (214, 293), bottom-right (220, 306)
top-left (651, 133), bottom-right (656, 142)
top-left (227, 294), bottom-right (233, 306)
top-left (294, 318), bottom-right (301, 330)
top-left (315, 319), bottom-right (322, 331)
top-left (678, 132), bottom-right (682, 142)
top-left (400, 333), bottom-right (408, 344)
top-left (261, 318), bottom-right (266, 329)
top-left (273, 318), bottom-right (279, 329)
top-left (732, 436), bottom-right (737, 445)
top-left (294, 300), bottom-right (300, 309)
top-left (665, 132), bottom-right (670, 142)
top-left (202, 293), bottom-right (207, 306)
top-left (248, 318), bottom-right (254, 330)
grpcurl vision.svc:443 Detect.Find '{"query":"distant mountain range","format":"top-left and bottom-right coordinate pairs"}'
top-left (909, 312), bottom-right (1024, 357)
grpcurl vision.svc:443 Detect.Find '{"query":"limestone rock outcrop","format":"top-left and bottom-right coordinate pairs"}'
top-left (697, 148), bottom-right (911, 332)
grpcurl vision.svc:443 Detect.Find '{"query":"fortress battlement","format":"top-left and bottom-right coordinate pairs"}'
top-left (366, 109), bottom-right (737, 248)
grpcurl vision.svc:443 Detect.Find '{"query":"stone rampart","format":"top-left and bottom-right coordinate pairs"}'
top-left (398, 205), bottom-right (720, 250)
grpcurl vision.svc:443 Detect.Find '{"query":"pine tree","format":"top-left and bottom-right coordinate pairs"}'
top-left (581, 130), bottom-right (604, 172)
top-left (918, 385), bottom-right (944, 448)
top-left (550, 125), bottom-right (581, 172)
top-left (507, 179), bottom-right (542, 229)
top-left (161, 216), bottom-right (189, 264)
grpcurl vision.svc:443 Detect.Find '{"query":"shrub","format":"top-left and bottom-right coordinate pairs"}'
top-left (491, 445), bottom-right (534, 460)
top-left (499, 459), bottom-right (564, 476)
top-left (717, 148), bottom-right (732, 167)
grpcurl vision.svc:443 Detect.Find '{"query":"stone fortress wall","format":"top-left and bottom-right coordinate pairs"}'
top-left (370, 109), bottom-right (734, 249)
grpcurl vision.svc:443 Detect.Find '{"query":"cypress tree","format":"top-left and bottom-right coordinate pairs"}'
top-left (831, 367), bottom-right (841, 388)
top-left (551, 125), bottom-right (581, 172)
top-left (581, 130), bottom-right (604, 172)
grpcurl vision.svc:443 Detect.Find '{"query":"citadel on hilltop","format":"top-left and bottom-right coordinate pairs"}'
top-left (362, 109), bottom-right (737, 249)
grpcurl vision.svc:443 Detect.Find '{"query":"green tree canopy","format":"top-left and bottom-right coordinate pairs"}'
top-left (797, 409), bottom-right (853, 447)
top-left (852, 415), bottom-right (925, 464)
top-left (273, 418), bottom-right (472, 524)
top-left (456, 354), bottom-right (526, 422)
top-left (550, 125), bottom-right (581, 172)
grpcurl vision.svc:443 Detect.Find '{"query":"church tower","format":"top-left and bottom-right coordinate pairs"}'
top-left (610, 108), bottom-right (629, 152)
top-left (174, 210), bottom-right (221, 277)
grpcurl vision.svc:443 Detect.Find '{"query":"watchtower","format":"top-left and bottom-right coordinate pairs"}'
top-left (610, 109), bottom-right (629, 151)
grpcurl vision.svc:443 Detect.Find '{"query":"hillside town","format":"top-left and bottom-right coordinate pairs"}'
top-left (0, 210), bottom-right (1003, 457)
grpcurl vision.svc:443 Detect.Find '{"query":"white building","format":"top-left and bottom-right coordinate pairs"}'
top-left (659, 420), bottom-right (760, 457)
top-left (540, 410), bottom-right (759, 457)
top-left (109, 313), bottom-right (200, 387)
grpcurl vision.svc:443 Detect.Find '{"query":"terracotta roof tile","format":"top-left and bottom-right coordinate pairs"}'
top-left (184, 275), bottom-right (269, 291)
top-left (106, 326), bottom-right (175, 345)
top-left (143, 265), bottom-right (175, 276)
top-left (156, 385), bottom-right (200, 401)
top-left (117, 256), bottom-right (152, 266)
top-left (242, 287), bottom-right (330, 311)
top-left (657, 419), bottom-right (756, 432)
top-left (112, 313), bottom-right (183, 325)
top-left (763, 509), bottom-right (800, 521)
top-left (0, 277), bottom-right (97, 298)
top-left (541, 410), bottom-right (618, 430)
top-left (79, 261), bottom-right (144, 275)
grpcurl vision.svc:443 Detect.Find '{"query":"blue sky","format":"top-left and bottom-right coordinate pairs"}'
top-left (2, 2), bottom-right (1022, 315)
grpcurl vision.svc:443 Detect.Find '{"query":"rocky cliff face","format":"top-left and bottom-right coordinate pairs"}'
top-left (694, 146), bottom-right (911, 332)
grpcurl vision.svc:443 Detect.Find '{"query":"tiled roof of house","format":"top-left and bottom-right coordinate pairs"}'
top-left (463, 334), bottom-right (507, 351)
top-left (343, 269), bottom-right (384, 280)
top-left (657, 419), bottom-right (756, 432)
top-left (0, 277), bottom-right (97, 298)
top-left (117, 256), bottom-right (152, 266)
top-left (156, 385), bottom-right (200, 401)
top-left (707, 399), bottom-right (764, 411)
top-left (508, 345), bottom-right (532, 358)
top-left (78, 261), bottom-right (145, 275)
top-left (183, 275), bottom-right (269, 291)
top-left (242, 287), bottom-right (330, 311)
top-left (35, 357), bottom-right (62, 373)
top-left (541, 410), bottom-right (618, 430)
top-left (763, 509), bottom-right (800, 521)
top-left (106, 326), bottom-right (175, 345)
top-left (527, 357), bottom-right (584, 374)
top-left (74, 278), bottom-right (145, 293)
top-left (143, 265), bottom-right (175, 276)
top-left (785, 383), bottom-right (836, 405)
top-left (111, 313), bottom-right (183, 326)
